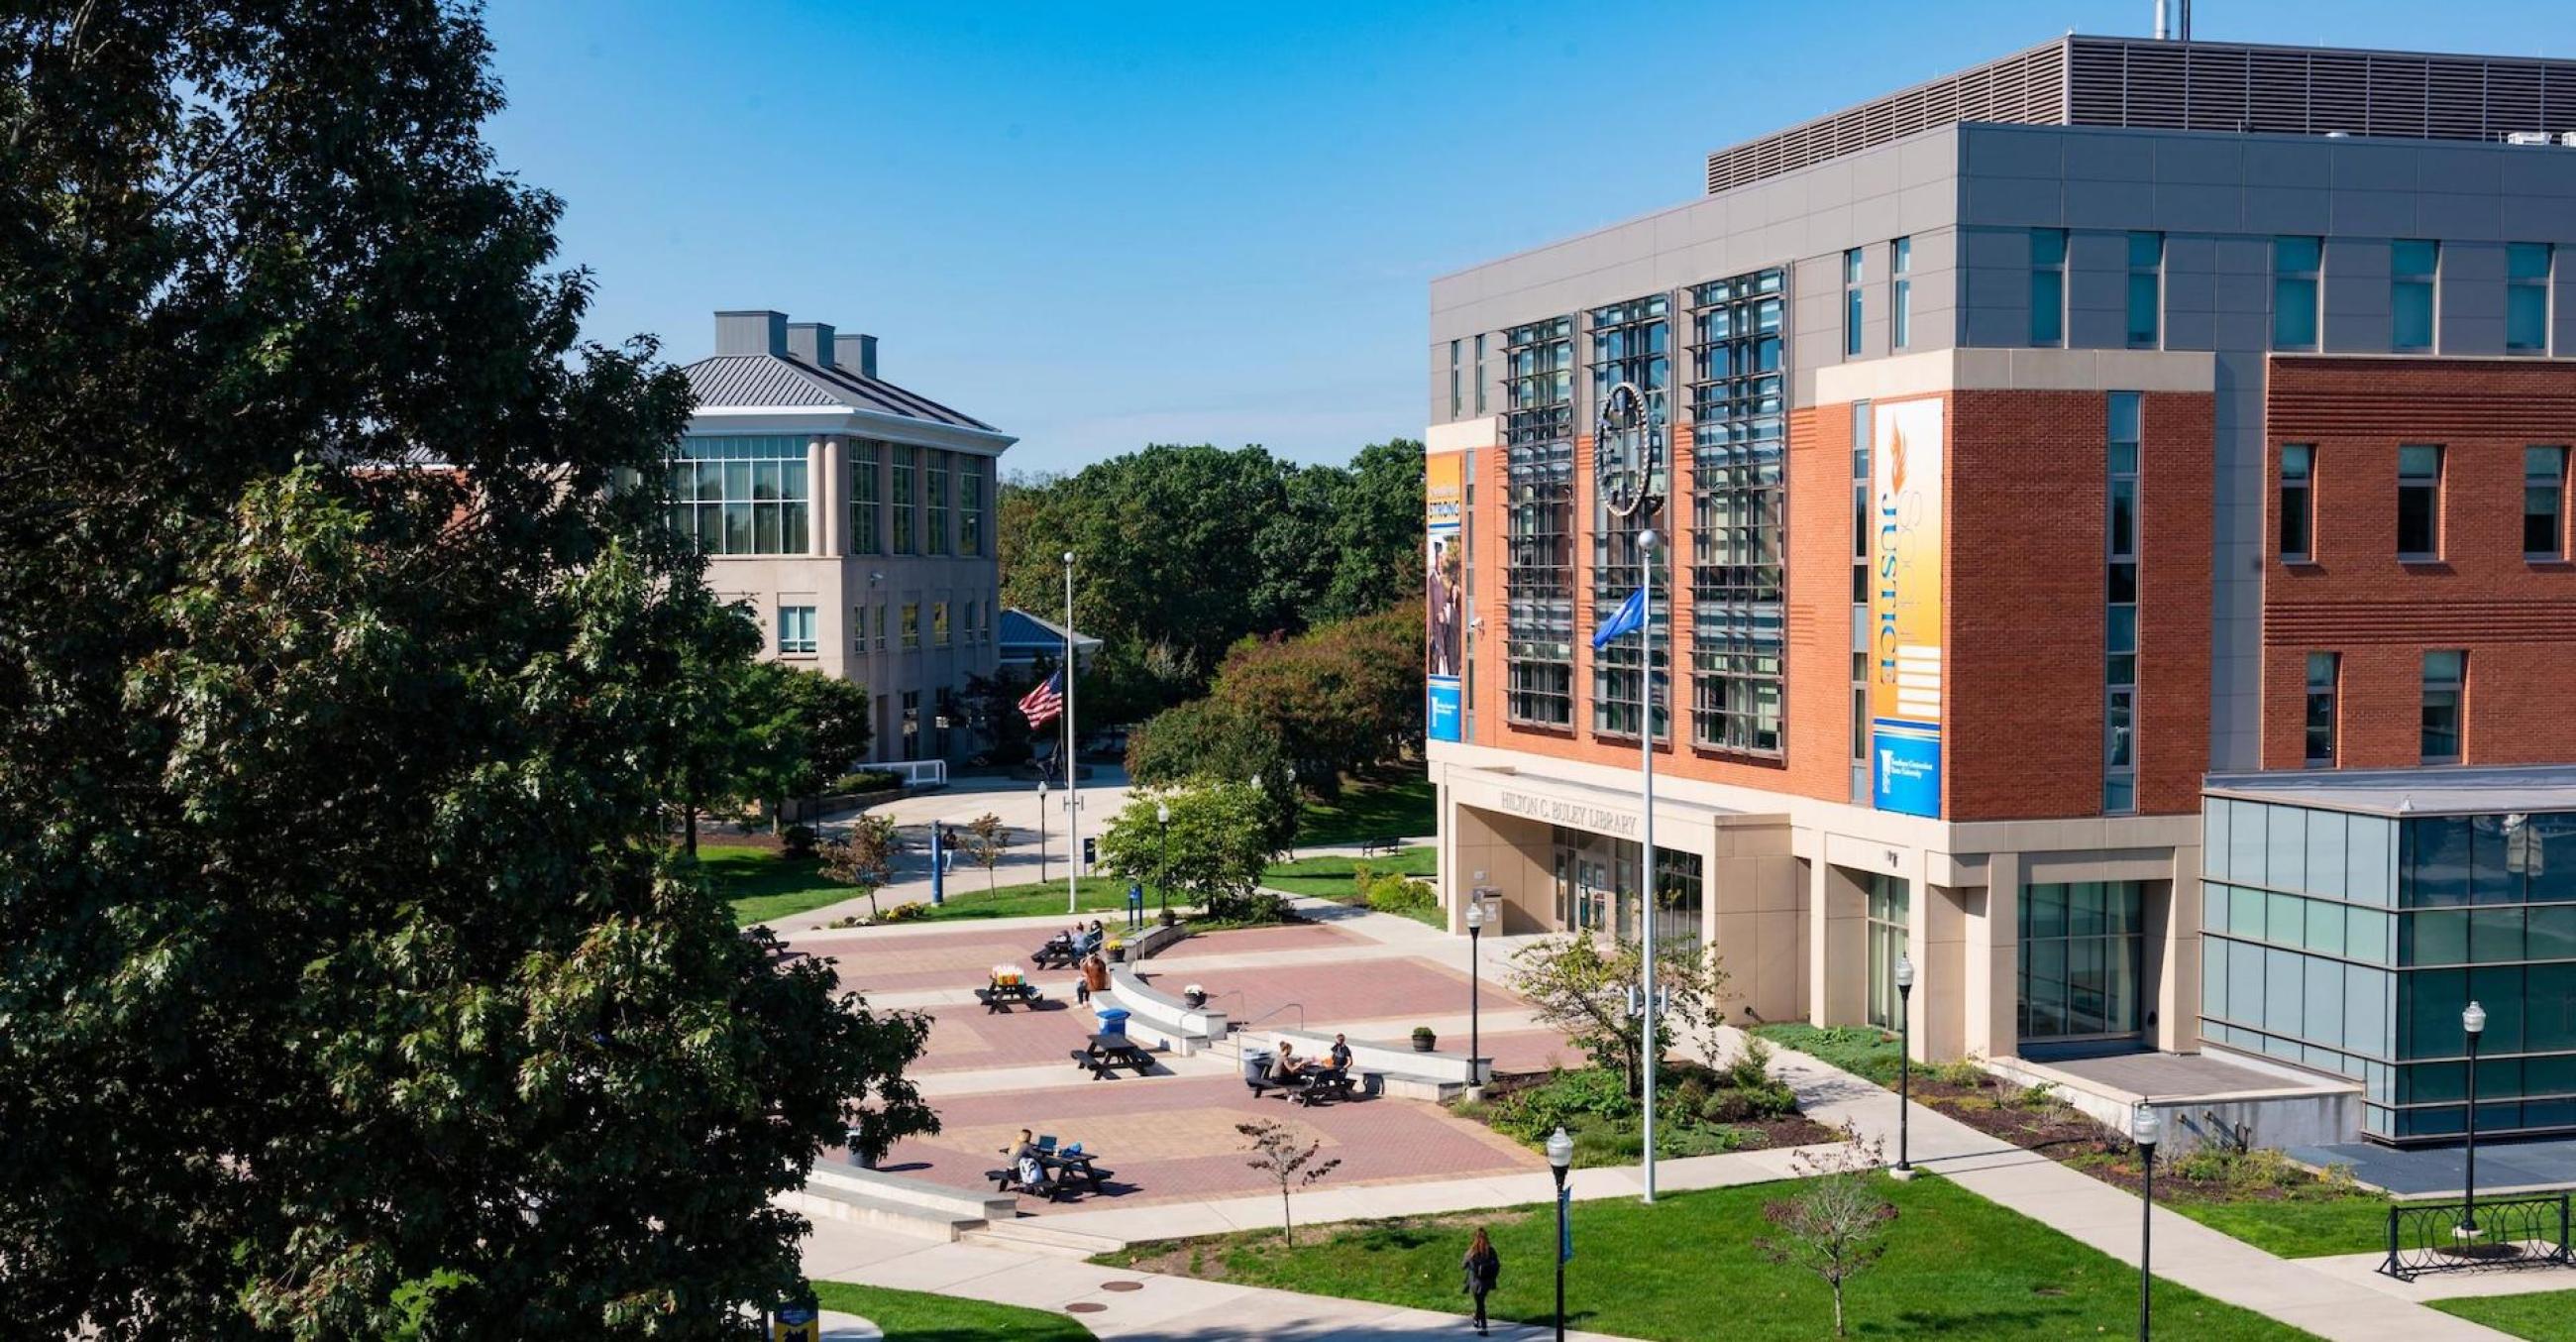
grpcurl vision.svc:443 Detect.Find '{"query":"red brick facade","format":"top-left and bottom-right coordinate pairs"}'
top-left (2261, 358), bottom-right (2576, 770)
top-left (1458, 385), bottom-right (2213, 823)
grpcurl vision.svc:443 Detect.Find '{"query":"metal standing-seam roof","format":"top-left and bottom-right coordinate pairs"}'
top-left (682, 353), bottom-right (999, 432)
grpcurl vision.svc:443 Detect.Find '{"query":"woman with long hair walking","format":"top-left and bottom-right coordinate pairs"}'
top-left (1462, 1225), bottom-right (1501, 1336)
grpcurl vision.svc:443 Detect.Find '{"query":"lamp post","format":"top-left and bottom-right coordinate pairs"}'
top-left (2134, 1102), bottom-right (2159, 1341)
top-left (1547, 1125), bottom-right (1574, 1342)
top-left (2461, 1000), bottom-right (2488, 1242)
top-left (1465, 889), bottom-right (1487, 1096)
top-left (1284, 764), bottom-right (1299, 860)
top-left (1036, 779), bottom-right (1048, 883)
top-left (1636, 523), bottom-right (1663, 1204)
top-left (1893, 955), bottom-right (1916, 1179)
top-left (1062, 551), bottom-right (1079, 916)
top-left (1156, 800), bottom-right (1172, 924)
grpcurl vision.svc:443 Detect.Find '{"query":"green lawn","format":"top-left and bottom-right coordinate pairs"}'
top-left (2434, 1287), bottom-right (2576, 1340)
top-left (1091, 1173), bottom-right (2303, 1341)
top-left (1752, 1021), bottom-right (1906, 1085)
top-left (708, 846), bottom-right (1139, 928)
top-left (809, 1282), bottom-right (1092, 1340)
top-left (1296, 772), bottom-right (1435, 847)
top-left (1260, 847), bottom-right (1442, 926)
top-left (2164, 1193), bottom-right (2395, 1259)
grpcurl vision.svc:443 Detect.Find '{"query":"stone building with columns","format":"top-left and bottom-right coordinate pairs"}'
top-left (1427, 33), bottom-right (2576, 1145)
top-left (679, 309), bottom-right (1014, 763)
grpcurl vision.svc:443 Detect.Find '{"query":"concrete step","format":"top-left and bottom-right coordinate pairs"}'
top-left (779, 1182), bottom-right (980, 1242)
top-left (958, 1217), bottom-right (1128, 1260)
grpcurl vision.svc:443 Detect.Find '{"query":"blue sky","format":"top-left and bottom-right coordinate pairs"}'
top-left (483, 0), bottom-right (2574, 475)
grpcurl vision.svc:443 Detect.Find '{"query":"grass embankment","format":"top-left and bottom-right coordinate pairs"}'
top-left (1261, 847), bottom-right (1442, 927)
top-left (1751, 1022), bottom-right (2399, 1259)
top-left (1090, 1173), bottom-right (2304, 1340)
top-left (1295, 772), bottom-right (1435, 847)
top-left (708, 846), bottom-right (1134, 928)
top-left (808, 1282), bottom-right (1093, 1340)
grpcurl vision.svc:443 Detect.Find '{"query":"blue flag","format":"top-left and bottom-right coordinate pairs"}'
top-left (1557, 1185), bottom-right (1573, 1263)
top-left (1590, 586), bottom-right (1646, 650)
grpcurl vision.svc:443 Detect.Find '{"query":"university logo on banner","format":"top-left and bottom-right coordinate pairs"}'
top-left (1869, 400), bottom-right (1944, 819)
top-left (1425, 451), bottom-right (1464, 742)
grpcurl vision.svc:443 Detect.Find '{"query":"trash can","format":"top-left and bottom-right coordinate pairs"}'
top-left (1241, 1049), bottom-right (1272, 1084)
top-left (1096, 1006), bottom-right (1131, 1038)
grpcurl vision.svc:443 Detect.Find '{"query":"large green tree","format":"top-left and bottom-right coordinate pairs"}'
top-left (0, 5), bottom-right (930, 1337)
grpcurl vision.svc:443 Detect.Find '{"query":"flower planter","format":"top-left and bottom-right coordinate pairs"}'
top-left (1183, 985), bottom-right (1207, 1009)
top-left (1411, 1030), bottom-right (1437, 1053)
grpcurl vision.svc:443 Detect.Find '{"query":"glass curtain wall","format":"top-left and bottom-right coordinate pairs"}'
top-left (2020, 882), bottom-right (2147, 1044)
top-left (669, 435), bottom-right (810, 556)
top-left (1550, 828), bottom-right (1704, 949)
top-left (1505, 318), bottom-right (1576, 726)
top-left (1686, 269), bottom-right (1788, 756)
top-left (1587, 294), bottom-right (1671, 740)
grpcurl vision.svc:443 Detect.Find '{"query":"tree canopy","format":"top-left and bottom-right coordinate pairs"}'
top-left (1127, 603), bottom-right (1423, 799)
top-left (998, 440), bottom-right (1423, 717)
top-left (0, 4), bottom-right (927, 1335)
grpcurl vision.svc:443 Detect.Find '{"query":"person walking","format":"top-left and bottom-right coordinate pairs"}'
top-left (1462, 1226), bottom-right (1501, 1336)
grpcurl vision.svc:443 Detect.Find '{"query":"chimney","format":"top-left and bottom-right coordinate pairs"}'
top-left (714, 309), bottom-right (789, 357)
top-left (834, 332), bottom-right (879, 380)
top-left (786, 320), bottom-right (835, 365)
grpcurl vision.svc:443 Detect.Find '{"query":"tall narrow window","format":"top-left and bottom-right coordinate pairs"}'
top-left (890, 446), bottom-right (916, 554)
top-left (2126, 231), bottom-right (2163, 347)
top-left (1504, 316), bottom-right (1576, 726)
top-left (925, 451), bottom-right (951, 556)
top-left (959, 459), bottom-right (985, 557)
top-left (1889, 237), bottom-right (1912, 350)
top-left (2279, 445), bottom-right (2314, 562)
top-left (849, 439), bottom-right (882, 554)
top-left (1449, 339), bottom-right (1462, 419)
top-left (873, 604), bottom-right (887, 651)
top-left (2392, 240), bottom-right (2437, 352)
top-left (1843, 248), bottom-right (1865, 357)
top-left (2105, 392), bottom-right (2141, 814)
top-left (932, 601), bottom-right (950, 647)
top-left (1687, 269), bottom-right (1788, 756)
top-left (962, 599), bottom-right (978, 645)
top-left (1473, 334), bottom-right (1487, 413)
top-left (2398, 444), bottom-right (2443, 560)
top-left (2509, 243), bottom-right (2553, 354)
top-left (778, 605), bottom-right (816, 655)
top-left (2421, 650), bottom-right (2464, 764)
top-left (2526, 446), bottom-right (2568, 560)
top-left (2030, 228), bottom-right (2068, 347)
top-left (2273, 237), bottom-right (2321, 351)
top-left (1589, 292), bottom-right (1670, 741)
top-left (900, 603), bottom-right (919, 650)
top-left (2306, 652), bottom-right (2339, 767)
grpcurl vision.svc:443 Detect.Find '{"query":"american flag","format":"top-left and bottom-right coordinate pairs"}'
top-left (1018, 670), bottom-right (1065, 728)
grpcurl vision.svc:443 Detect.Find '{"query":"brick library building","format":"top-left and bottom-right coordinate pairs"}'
top-left (1423, 33), bottom-right (2576, 1146)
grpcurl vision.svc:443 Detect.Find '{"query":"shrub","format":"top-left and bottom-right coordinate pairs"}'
top-left (780, 824), bottom-right (819, 858)
top-left (1206, 887), bottom-right (1293, 926)
top-left (880, 901), bottom-right (931, 923)
top-left (1930, 1055), bottom-right (1989, 1088)
top-left (1350, 864), bottom-right (1437, 919)
top-left (827, 769), bottom-right (903, 795)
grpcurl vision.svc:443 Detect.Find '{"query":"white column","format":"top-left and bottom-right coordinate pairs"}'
top-left (806, 436), bottom-right (828, 557)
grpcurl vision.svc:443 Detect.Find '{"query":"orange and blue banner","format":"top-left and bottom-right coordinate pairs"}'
top-left (1869, 399), bottom-right (1944, 819)
top-left (1426, 452), bottom-right (1464, 742)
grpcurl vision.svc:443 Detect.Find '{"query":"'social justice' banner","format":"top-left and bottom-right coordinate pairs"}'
top-left (1870, 399), bottom-right (1944, 818)
top-left (1426, 452), bottom-right (1464, 742)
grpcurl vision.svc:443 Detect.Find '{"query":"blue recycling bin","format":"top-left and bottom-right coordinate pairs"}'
top-left (1096, 1006), bottom-right (1131, 1038)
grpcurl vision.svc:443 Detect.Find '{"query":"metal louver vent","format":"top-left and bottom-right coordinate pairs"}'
top-left (1702, 39), bottom-right (2070, 194)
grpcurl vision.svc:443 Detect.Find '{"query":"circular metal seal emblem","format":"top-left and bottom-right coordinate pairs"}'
top-left (1596, 381), bottom-right (1657, 518)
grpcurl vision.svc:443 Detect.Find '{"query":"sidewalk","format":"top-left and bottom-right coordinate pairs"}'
top-left (800, 1216), bottom-right (1630, 1341)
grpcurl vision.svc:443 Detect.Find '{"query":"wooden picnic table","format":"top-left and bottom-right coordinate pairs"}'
top-left (974, 981), bottom-right (1043, 1013)
top-left (1071, 1032), bottom-right (1153, 1080)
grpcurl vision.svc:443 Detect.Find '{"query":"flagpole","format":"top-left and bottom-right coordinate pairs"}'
top-left (1638, 525), bottom-right (1660, 1205)
top-left (1063, 551), bottom-right (1079, 916)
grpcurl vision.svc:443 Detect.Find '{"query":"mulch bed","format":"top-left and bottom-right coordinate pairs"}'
top-left (1896, 1074), bottom-right (2114, 1155)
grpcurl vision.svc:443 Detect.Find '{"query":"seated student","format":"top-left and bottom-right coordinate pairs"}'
top-left (1000, 1128), bottom-right (1052, 1193)
top-left (1328, 1033), bottom-right (1353, 1073)
top-left (1268, 1042), bottom-right (1307, 1086)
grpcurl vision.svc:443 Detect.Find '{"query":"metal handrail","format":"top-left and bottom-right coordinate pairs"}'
top-left (1230, 1001), bottom-right (1308, 1062)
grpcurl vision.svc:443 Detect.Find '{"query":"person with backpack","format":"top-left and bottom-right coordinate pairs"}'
top-left (1462, 1226), bottom-right (1500, 1335)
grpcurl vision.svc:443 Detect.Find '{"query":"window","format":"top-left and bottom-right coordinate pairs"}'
top-left (874, 604), bottom-right (887, 651)
top-left (891, 446), bottom-right (916, 554)
top-left (1473, 334), bottom-right (1487, 413)
top-left (849, 439), bottom-right (882, 554)
top-left (1843, 248), bottom-right (1864, 357)
top-left (2030, 228), bottom-right (2067, 347)
top-left (778, 605), bottom-right (816, 655)
top-left (2398, 444), bottom-right (2443, 560)
top-left (1449, 339), bottom-right (1461, 419)
top-left (2508, 243), bottom-right (2553, 354)
top-left (901, 602), bottom-right (919, 650)
top-left (925, 451), bottom-right (950, 556)
top-left (2273, 237), bottom-right (2321, 351)
top-left (2021, 882), bottom-right (2148, 1041)
top-left (2105, 392), bottom-right (2140, 814)
top-left (2279, 445), bottom-right (2314, 562)
top-left (2126, 231), bottom-right (2162, 347)
top-left (1589, 293), bottom-right (1670, 740)
top-left (2421, 650), bottom-right (2464, 764)
top-left (959, 461), bottom-right (985, 557)
top-left (1889, 237), bottom-right (1912, 350)
top-left (667, 435), bottom-right (810, 556)
top-left (2527, 447), bottom-right (2568, 559)
top-left (932, 601), bottom-right (950, 646)
top-left (1866, 874), bottom-right (1909, 1029)
top-left (1687, 269), bottom-right (1788, 755)
top-left (1850, 398), bottom-right (1871, 603)
top-left (2306, 652), bottom-right (2339, 767)
top-left (851, 607), bottom-right (865, 652)
top-left (2392, 240), bottom-right (2437, 352)
top-left (1504, 316), bottom-right (1576, 726)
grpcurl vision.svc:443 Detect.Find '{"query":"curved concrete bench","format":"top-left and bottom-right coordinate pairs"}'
top-left (1103, 959), bottom-right (1228, 1056)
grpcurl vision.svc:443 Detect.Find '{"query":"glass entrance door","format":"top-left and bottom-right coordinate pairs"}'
top-left (2019, 881), bottom-right (2146, 1044)
top-left (1866, 873), bottom-right (1910, 1028)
